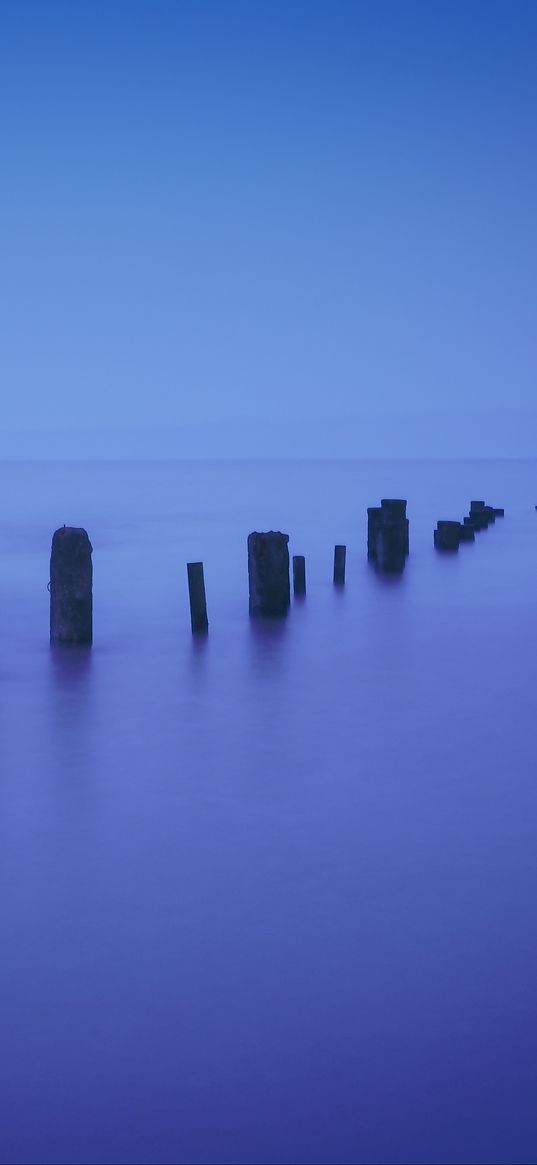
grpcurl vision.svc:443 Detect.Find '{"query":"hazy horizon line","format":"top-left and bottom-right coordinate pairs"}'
top-left (1, 455), bottom-right (535, 464)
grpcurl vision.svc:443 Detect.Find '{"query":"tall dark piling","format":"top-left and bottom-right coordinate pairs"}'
top-left (434, 521), bottom-right (461, 550)
top-left (469, 501), bottom-right (488, 528)
top-left (333, 544), bottom-right (346, 584)
top-left (293, 555), bottom-right (306, 596)
top-left (187, 562), bottom-right (208, 633)
top-left (376, 523), bottom-right (407, 570)
top-left (469, 501), bottom-right (499, 528)
top-left (248, 531), bottom-right (290, 616)
top-left (368, 499), bottom-right (408, 571)
top-left (50, 526), bottom-right (93, 644)
top-left (380, 499), bottom-right (409, 550)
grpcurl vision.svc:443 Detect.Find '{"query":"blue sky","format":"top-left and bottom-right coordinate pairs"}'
top-left (1, 0), bottom-right (536, 456)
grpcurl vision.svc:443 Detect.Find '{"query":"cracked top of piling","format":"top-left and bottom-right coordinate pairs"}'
top-left (248, 531), bottom-right (289, 548)
top-left (51, 527), bottom-right (93, 556)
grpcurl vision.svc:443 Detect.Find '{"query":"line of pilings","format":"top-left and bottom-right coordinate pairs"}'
top-left (434, 500), bottom-right (504, 551)
top-left (48, 499), bottom-right (507, 641)
top-left (48, 526), bottom-right (349, 642)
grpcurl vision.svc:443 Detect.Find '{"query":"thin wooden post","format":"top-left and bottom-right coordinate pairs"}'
top-left (333, 544), bottom-right (346, 584)
top-left (293, 555), bottom-right (306, 595)
top-left (367, 507), bottom-right (382, 560)
top-left (187, 562), bottom-right (208, 633)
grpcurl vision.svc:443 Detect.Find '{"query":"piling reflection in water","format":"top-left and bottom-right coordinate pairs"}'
top-left (0, 459), bottom-right (532, 1165)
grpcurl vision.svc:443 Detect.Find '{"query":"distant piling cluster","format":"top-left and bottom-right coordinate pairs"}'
top-left (367, 499), bottom-right (409, 572)
top-left (47, 495), bottom-right (507, 641)
top-left (434, 500), bottom-right (504, 551)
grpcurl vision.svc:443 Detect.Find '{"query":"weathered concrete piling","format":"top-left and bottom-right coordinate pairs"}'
top-left (469, 501), bottom-right (487, 529)
top-left (292, 555), bottom-right (306, 596)
top-left (248, 531), bottom-right (290, 616)
top-left (467, 500), bottom-right (503, 528)
top-left (437, 500), bottom-right (504, 550)
top-left (368, 499), bottom-right (408, 571)
top-left (333, 544), bottom-right (346, 584)
top-left (187, 562), bottom-right (208, 633)
top-left (434, 521), bottom-right (462, 550)
top-left (50, 526), bottom-right (93, 644)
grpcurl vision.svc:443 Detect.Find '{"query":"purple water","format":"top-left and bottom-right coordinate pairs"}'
top-left (1, 459), bottom-right (536, 1165)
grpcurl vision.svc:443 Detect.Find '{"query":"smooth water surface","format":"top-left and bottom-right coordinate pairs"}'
top-left (1, 459), bottom-right (536, 1165)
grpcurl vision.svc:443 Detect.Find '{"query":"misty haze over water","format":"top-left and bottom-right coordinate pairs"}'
top-left (1, 412), bottom-right (537, 461)
top-left (1, 457), bottom-right (536, 1165)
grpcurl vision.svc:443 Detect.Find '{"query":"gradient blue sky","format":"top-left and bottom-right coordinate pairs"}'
top-left (1, 0), bottom-right (536, 456)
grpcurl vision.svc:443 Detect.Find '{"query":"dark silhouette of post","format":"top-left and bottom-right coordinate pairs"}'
top-left (293, 555), bottom-right (306, 596)
top-left (187, 562), bottom-right (208, 633)
top-left (468, 500), bottom-right (499, 529)
top-left (381, 499), bottom-right (409, 559)
top-left (50, 526), bottom-right (93, 644)
top-left (469, 500), bottom-right (489, 528)
top-left (368, 500), bottom-right (408, 569)
top-left (333, 545), bottom-right (346, 584)
top-left (248, 532), bottom-right (290, 615)
top-left (367, 507), bottom-right (382, 560)
top-left (434, 521), bottom-right (461, 550)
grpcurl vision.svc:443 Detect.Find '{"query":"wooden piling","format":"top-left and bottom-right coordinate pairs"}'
top-left (248, 532), bottom-right (290, 616)
top-left (434, 521), bottom-right (461, 550)
top-left (376, 523), bottom-right (407, 570)
top-left (368, 499), bottom-right (409, 568)
top-left (50, 526), bottom-right (93, 644)
top-left (293, 555), bottom-right (306, 596)
top-left (333, 544), bottom-right (346, 584)
top-left (187, 562), bottom-right (208, 633)
top-left (381, 500), bottom-right (409, 556)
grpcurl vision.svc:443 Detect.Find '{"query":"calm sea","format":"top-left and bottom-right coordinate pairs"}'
top-left (1, 459), bottom-right (536, 1165)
